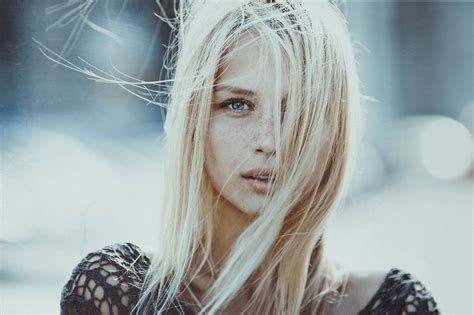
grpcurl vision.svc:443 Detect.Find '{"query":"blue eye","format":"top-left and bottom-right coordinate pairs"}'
top-left (220, 98), bottom-right (253, 113)
top-left (229, 101), bottom-right (248, 112)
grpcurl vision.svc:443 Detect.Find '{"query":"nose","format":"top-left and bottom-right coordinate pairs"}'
top-left (254, 115), bottom-right (276, 156)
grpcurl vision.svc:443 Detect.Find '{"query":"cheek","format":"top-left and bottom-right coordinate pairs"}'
top-left (209, 119), bottom-right (249, 159)
top-left (205, 118), bottom-right (267, 215)
top-left (205, 118), bottom-right (251, 184)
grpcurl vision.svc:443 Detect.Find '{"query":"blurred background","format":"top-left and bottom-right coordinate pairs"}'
top-left (1, 0), bottom-right (472, 314)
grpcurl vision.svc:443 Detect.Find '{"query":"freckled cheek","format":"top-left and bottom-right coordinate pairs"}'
top-left (209, 120), bottom-right (253, 177)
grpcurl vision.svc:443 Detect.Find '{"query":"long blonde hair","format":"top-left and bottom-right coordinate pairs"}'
top-left (133, 0), bottom-right (363, 314)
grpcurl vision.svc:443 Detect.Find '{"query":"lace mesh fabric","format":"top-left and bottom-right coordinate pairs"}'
top-left (60, 243), bottom-right (440, 315)
top-left (358, 268), bottom-right (440, 315)
top-left (60, 243), bottom-right (151, 315)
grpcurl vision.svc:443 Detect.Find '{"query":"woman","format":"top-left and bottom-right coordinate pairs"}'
top-left (60, 0), bottom-right (440, 314)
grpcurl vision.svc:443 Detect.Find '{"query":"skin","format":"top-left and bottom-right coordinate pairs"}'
top-left (205, 41), bottom-right (288, 217)
top-left (182, 36), bottom-right (288, 312)
top-left (204, 36), bottom-right (288, 266)
top-left (205, 37), bottom-right (288, 262)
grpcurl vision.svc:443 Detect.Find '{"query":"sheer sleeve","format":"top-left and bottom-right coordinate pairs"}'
top-left (60, 242), bottom-right (151, 315)
top-left (358, 268), bottom-right (440, 315)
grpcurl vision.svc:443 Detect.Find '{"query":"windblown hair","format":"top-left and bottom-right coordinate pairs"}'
top-left (133, 0), bottom-right (363, 314)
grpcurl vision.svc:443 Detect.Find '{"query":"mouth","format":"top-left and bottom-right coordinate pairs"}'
top-left (242, 175), bottom-right (274, 194)
top-left (241, 166), bottom-right (276, 194)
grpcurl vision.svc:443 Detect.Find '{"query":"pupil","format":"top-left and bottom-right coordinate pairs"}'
top-left (232, 102), bottom-right (243, 110)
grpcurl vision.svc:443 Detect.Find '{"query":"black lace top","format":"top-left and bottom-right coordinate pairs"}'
top-left (60, 243), bottom-right (440, 314)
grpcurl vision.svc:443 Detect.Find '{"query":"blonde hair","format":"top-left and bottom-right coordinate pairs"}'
top-left (133, 0), bottom-right (363, 314)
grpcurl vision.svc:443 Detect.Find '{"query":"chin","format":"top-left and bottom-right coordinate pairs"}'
top-left (235, 200), bottom-right (265, 216)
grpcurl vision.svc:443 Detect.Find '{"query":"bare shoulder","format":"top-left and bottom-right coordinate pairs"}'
top-left (333, 269), bottom-right (388, 315)
top-left (334, 268), bottom-right (440, 315)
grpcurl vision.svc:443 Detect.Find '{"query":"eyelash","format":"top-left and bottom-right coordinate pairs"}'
top-left (219, 98), bottom-right (254, 114)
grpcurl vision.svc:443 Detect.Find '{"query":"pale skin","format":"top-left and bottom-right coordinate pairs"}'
top-left (183, 36), bottom-right (387, 314)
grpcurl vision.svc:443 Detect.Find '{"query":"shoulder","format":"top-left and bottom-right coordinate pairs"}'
top-left (343, 268), bottom-right (440, 315)
top-left (60, 242), bottom-right (151, 315)
top-left (332, 268), bottom-right (387, 314)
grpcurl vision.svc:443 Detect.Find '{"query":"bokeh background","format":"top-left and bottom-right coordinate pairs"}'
top-left (1, 0), bottom-right (473, 314)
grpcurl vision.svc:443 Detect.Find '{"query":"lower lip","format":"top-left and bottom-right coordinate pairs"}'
top-left (243, 176), bottom-right (273, 194)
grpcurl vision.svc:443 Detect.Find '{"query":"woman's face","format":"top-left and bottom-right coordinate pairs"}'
top-left (205, 38), bottom-right (289, 216)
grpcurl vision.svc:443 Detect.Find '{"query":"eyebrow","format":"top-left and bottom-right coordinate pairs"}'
top-left (214, 84), bottom-right (288, 102)
top-left (213, 84), bottom-right (256, 97)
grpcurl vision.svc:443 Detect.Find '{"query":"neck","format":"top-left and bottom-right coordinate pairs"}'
top-left (184, 197), bottom-right (253, 303)
top-left (211, 197), bottom-right (253, 268)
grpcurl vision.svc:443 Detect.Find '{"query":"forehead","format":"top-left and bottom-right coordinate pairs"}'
top-left (215, 34), bottom-right (290, 97)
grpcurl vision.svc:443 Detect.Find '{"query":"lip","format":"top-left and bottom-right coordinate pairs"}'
top-left (241, 167), bottom-right (275, 194)
top-left (242, 176), bottom-right (273, 194)
top-left (241, 167), bottom-right (274, 178)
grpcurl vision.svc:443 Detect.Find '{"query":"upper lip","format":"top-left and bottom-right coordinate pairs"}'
top-left (242, 167), bottom-right (275, 178)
